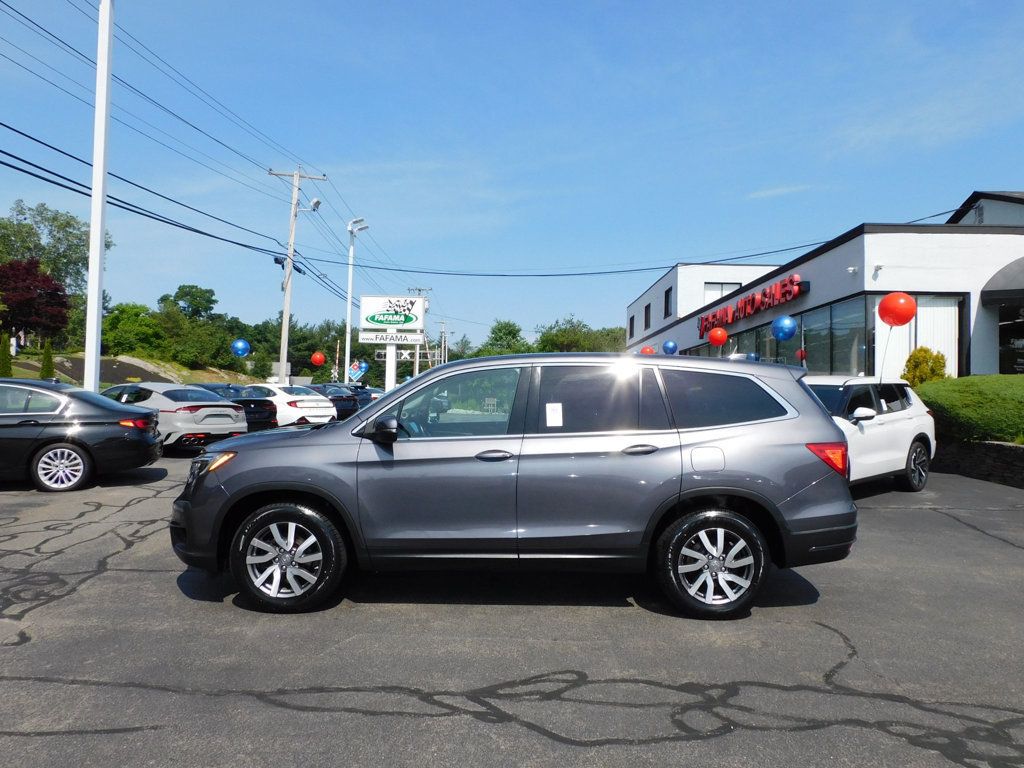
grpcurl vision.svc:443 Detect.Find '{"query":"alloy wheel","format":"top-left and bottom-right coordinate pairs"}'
top-left (245, 521), bottom-right (324, 598)
top-left (910, 444), bottom-right (929, 488)
top-left (36, 447), bottom-right (85, 490)
top-left (677, 527), bottom-right (755, 605)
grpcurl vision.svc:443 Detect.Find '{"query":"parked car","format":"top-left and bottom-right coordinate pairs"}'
top-left (194, 383), bottom-right (278, 433)
top-left (171, 354), bottom-right (857, 617)
top-left (307, 383), bottom-right (368, 420)
top-left (233, 384), bottom-right (336, 427)
top-left (0, 378), bottom-right (160, 491)
top-left (805, 376), bottom-right (936, 491)
top-left (101, 383), bottom-right (247, 447)
top-left (364, 387), bottom-right (385, 401)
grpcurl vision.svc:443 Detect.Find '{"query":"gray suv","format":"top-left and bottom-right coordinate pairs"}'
top-left (171, 354), bottom-right (856, 618)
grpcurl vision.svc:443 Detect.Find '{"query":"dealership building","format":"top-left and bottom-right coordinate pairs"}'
top-left (625, 191), bottom-right (1024, 377)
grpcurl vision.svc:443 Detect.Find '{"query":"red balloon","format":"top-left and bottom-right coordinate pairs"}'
top-left (640, 345), bottom-right (656, 355)
top-left (708, 327), bottom-right (728, 347)
top-left (310, 351), bottom-right (326, 367)
top-left (878, 292), bottom-right (916, 327)
top-left (795, 348), bottom-right (807, 362)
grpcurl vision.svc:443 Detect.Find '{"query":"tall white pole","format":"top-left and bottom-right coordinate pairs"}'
top-left (277, 171), bottom-right (301, 385)
top-left (83, 0), bottom-right (114, 392)
top-left (344, 226), bottom-right (356, 383)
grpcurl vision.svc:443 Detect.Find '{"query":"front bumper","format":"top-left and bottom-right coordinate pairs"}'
top-left (170, 476), bottom-right (230, 572)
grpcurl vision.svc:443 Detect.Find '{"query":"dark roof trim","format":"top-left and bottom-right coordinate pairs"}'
top-left (629, 222), bottom-right (1024, 348)
top-left (947, 191), bottom-right (1024, 223)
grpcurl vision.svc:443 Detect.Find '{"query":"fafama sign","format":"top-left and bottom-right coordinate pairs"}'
top-left (358, 295), bottom-right (426, 344)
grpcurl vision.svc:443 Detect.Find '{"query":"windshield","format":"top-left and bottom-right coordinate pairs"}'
top-left (808, 384), bottom-right (845, 415)
top-left (163, 388), bottom-right (228, 402)
top-left (282, 386), bottom-right (316, 396)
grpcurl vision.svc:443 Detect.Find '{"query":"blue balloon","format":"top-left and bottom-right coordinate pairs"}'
top-left (358, 361), bottom-right (370, 373)
top-left (771, 316), bottom-right (797, 342)
top-left (662, 340), bottom-right (678, 355)
top-left (230, 338), bottom-right (251, 357)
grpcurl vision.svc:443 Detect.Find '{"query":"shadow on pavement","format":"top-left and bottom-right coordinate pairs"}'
top-left (94, 466), bottom-right (169, 486)
top-left (173, 567), bottom-right (821, 619)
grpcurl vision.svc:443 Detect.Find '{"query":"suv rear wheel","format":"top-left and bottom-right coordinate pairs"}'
top-left (896, 440), bottom-right (930, 492)
top-left (229, 502), bottom-right (346, 612)
top-left (655, 509), bottom-right (767, 618)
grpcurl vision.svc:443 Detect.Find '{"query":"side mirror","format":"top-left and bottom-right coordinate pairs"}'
top-left (850, 406), bottom-right (877, 423)
top-left (368, 415), bottom-right (399, 444)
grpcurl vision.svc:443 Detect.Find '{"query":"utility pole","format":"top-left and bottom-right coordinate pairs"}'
top-left (269, 168), bottom-right (325, 384)
top-left (440, 319), bottom-right (448, 364)
top-left (407, 287), bottom-right (431, 376)
top-left (83, 0), bottom-right (114, 392)
top-left (344, 218), bottom-right (369, 383)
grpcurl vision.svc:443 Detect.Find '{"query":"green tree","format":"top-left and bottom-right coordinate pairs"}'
top-left (474, 319), bottom-right (533, 357)
top-left (0, 333), bottom-right (12, 377)
top-left (250, 350), bottom-right (272, 380)
top-left (0, 200), bottom-right (112, 295)
top-left (39, 339), bottom-right (54, 379)
top-left (160, 284), bottom-right (218, 320)
top-left (535, 316), bottom-right (627, 352)
top-left (448, 334), bottom-right (473, 361)
top-left (103, 303), bottom-right (165, 356)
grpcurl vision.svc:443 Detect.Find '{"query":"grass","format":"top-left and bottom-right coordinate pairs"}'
top-left (916, 375), bottom-right (1024, 443)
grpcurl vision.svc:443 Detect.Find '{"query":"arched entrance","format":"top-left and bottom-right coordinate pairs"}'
top-left (982, 257), bottom-right (1024, 373)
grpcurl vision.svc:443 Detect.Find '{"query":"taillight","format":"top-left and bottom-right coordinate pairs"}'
top-left (119, 418), bottom-right (151, 429)
top-left (286, 400), bottom-right (300, 408)
top-left (175, 405), bottom-right (203, 413)
top-left (230, 405), bottom-right (244, 413)
top-left (807, 442), bottom-right (848, 476)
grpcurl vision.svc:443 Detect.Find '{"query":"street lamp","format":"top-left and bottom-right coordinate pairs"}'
top-left (344, 217), bottom-right (368, 383)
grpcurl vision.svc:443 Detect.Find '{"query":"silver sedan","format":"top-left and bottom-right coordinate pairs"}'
top-left (101, 382), bottom-right (247, 447)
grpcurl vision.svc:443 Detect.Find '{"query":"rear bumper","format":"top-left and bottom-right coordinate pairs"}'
top-left (783, 517), bottom-right (857, 567)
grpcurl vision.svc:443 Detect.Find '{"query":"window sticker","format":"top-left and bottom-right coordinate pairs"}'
top-left (545, 402), bottom-right (563, 428)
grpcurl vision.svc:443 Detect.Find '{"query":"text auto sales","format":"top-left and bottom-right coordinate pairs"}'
top-left (697, 274), bottom-right (807, 339)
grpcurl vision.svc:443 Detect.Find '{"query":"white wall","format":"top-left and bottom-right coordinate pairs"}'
top-left (971, 200), bottom-right (1024, 226)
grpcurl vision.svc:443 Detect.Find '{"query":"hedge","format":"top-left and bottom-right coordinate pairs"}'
top-left (916, 375), bottom-right (1024, 443)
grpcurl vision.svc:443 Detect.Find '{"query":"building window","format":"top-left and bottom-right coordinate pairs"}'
top-left (628, 315), bottom-right (635, 338)
top-left (703, 282), bottom-right (741, 305)
top-left (802, 306), bottom-right (830, 374)
top-left (644, 304), bottom-right (651, 330)
top-left (664, 287), bottom-right (673, 318)
top-left (831, 297), bottom-right (867, 375)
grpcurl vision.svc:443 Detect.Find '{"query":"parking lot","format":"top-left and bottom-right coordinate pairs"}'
top-left (1, 457), bottom-right (1021, 767)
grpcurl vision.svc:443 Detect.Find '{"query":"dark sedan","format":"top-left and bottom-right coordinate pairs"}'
top-left (0, 378), bottom-right (161, 491)
top-left (307, 383), bottom-right (367, 420)
top-left (194, 383), bottom-right (278, 432)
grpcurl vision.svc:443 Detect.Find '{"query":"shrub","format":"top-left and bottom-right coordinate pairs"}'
top-left (902, 346), bottom-right (947, 387)
top-left (0, 333), bottom-right (11, 377)
top-left (39, 339), bottom-right (54, 379)
top-left (916, 375), bottom-right (1024, 442)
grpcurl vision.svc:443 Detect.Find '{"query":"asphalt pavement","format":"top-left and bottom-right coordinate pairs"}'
top-left (0, 458), bottom-right (1021, 767)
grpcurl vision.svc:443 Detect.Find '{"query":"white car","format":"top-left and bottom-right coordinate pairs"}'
top-left (805, 376), bottom-right (936, 491)
top-left (101, 382), bottom-right (247, 447)
top-left (236, 384), bottom-right (336, 427)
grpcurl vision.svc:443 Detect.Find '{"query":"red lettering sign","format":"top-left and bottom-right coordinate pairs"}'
top-left (697, 274), bottom-right (805, 339)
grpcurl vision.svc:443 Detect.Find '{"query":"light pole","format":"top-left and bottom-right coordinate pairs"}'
top-left (344, 217), bottom-right (368, 383)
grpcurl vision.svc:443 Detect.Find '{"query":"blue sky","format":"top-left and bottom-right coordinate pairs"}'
top-left (3, 1), bottom-right (1024, 345)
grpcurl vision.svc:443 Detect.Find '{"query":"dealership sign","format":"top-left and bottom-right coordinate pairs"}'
top-left (697, 274), bottom-right (807, 338)
top-left (360, 295), bottom-right (425, 333)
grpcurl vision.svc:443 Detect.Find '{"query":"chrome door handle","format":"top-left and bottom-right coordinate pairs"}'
top-left (475, 449), bottom-right (514, 462)
top-left (622, 444), bottom-right (658, 455)
top-left (17, 419), bottom-right (40, 425)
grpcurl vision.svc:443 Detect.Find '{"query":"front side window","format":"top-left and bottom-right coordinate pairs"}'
top-left (844, 385), bottom-right (877, 418)
top-left (536, 365), bottom-right (639, 434)
top-left (0, 385), bottom-right (30, 413)
top-left (382, 367), bottom-right (521, 439)
top-left (662, 369), bottom-right (787, 428)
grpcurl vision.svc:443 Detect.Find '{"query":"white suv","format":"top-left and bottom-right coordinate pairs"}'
top-left (805, 376), bottom-right (936, 491)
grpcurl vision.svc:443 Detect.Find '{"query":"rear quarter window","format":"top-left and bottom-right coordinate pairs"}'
top-left (661, 369), bottom-right (787, 428)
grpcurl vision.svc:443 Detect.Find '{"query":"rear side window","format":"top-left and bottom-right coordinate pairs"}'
top-left (537, 365), bottom-right (638, 433)
top-left (878, 383), bottom-right (910, 413)
top-left (661, 369), bottom-right (787, 428)
top-left (25, 391), bottom-right (62, 413)
top-left (0, 385), bottom-right (30, 413)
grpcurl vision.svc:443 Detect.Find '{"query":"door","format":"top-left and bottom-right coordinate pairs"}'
top-left (838, 384), bottom-right (887, 481)
top-left (356, 365), bottom-right (527, 564)
top-left (0, 385), bottom-right (62, 480)
top-left (515, 364), bottom-right (682, 562)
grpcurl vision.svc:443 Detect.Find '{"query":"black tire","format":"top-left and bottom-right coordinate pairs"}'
top-left (229, 502), bottom-right (347, 612)
top-left (655, 509), bottom-right (768, 619)
top-left (896, 440), bottom-right (930, 492)
top-left (30, 442), bottom-right (93, 492)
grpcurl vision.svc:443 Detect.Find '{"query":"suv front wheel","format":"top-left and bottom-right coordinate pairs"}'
top-left (656, 509), bottom-right (767, 619)
top-left (229, 502), bottom-right (347, 612)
